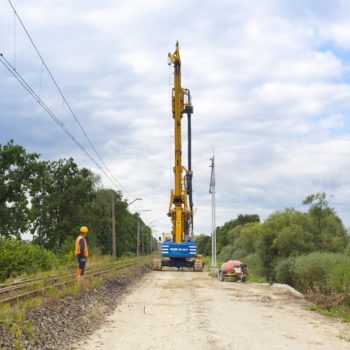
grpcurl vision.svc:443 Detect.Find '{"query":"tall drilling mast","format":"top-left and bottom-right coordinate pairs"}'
top-left (153, 42), bottom-right (202, 272)
top-left (167, 42), bottom-right (193, 243)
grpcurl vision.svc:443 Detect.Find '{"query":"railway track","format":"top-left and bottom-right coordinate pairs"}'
top-left (0, 257), bottom-right (151, 304)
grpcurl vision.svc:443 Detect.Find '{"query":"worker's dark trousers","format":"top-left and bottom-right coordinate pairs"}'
top-left (76, 256), bottom-right (86, 276)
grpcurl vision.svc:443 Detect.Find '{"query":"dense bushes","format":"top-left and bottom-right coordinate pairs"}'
top-left (327, 262), bottom-right (350, 294)
top-left (273, 252), bottom-right (350, 294)
top-left (212, 193), bottom-right (350, 317)
top-left (214, 193), bottom-right (348, 273)
top-left (0, 238), bottom-right (59, 281)
top-left (273, 257), bottom-right (296, 286)
top-left (195, 234), bottom-right (211, 256)
top-left (243, 253), bottom-right (265, 277)
top-left (199, 193), bottom-right (350, 319)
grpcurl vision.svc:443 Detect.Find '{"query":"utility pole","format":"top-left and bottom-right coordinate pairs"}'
top-left (141, 223), bottom-right (143, 254)
top-left (137, 218), bottom-right (140, 256)
top-left (112, 198), bottom-right (116, 258)
top-left (127, 198), bottom-right (142, 257)
top-left (149, 230), bottom-right (155, 254)
top-left (135, 209), bottom-right (151, 256)
top-left (209, 156), bottom-right (217, 268)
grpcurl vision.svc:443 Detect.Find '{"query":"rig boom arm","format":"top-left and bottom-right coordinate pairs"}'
top-left (153, 42), bottom-right (202, 272)
top-left (167, 42), bottom-right (193, 243)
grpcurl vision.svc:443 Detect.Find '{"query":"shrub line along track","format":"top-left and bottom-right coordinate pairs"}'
top-left (0, 257), bottom-right (151, 304)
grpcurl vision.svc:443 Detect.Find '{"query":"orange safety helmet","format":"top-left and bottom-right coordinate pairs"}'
top-left (80, 226), bottom-right (88, 234)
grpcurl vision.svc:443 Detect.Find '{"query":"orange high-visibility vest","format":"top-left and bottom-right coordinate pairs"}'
top-left (75, 235), bottom-right (88, 257)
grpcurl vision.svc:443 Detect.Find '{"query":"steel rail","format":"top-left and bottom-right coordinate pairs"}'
top-left (0, 258), bottom-right (140, 291)
top-left (0, 258), bottom-right (151, 304)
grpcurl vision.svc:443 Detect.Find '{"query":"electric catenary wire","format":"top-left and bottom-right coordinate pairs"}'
top-left (0, 53), bottom-right (151, 222)
top-left (2, 1), bottom-right (156, 226)
top-left (7, 0), bottom-right (130, 198)
top-left (0, 54), bottom-right (116, 187)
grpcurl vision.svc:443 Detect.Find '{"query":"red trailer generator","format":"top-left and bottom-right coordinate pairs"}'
top-left (218, 260), bottom-right (248, 282)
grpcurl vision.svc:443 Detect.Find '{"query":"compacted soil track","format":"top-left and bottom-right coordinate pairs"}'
top-left (73, 270), bottom-right (350, 350)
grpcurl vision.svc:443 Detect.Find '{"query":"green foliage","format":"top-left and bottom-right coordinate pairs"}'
top-left (88, 189), bottom-right (153, 257)
top-left (0, 141), bottom-right (154, 260)
top-left (0, 140), bottom-right (40, 238)
top-left (326, 262), bottom-right (350, 293)
top-left (273, 252), bottom-right (350, 294)
top-left (217, 244), bottom-right (236, 261)
top-left (273, 257), bottom-right (296, 285)
top-left (273, 226), bottom-right (313, 257)
top-left (59, 236), bottom-right (75, 257)
top-left (293, 252), bottom-right (350, 292)
top-left (302, 192), bottom-right (348, 252)
top-left (273, 252), bottom-right (350, 323)
top-left (0, 297), bottom-right (43, 349)
top-left (216, 214), bottom-right (260, 253)
top-left (345, 241), bottom-right (350, 257)
top-left (30, 158), bottom-right (97, 250)
top-left (58, 236), bottom-right (76, 267)
top-left (246, 272), bottom-right (265, 283)
top-left (196, 234), bottom-right (211, 256)
top-left (244, 253), bottom-right (265, 277)
top-left (255, 201), bottom-right (348, 275)
top-left (213, 195), bottom-right (350, 321)
top-left (309, 305), bottom-right (350, 324)
top-left (0, 238), bottom-right (59, 281)
top-left (235, 223), bottom-right (261, 256)
top-left (257, 208), bottom-right (313, 268)
top-left (122, 251), bottom-right (136, 257)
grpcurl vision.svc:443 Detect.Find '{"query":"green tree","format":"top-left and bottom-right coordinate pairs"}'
top-left (236, 214), bottom-right (260, 226)
top-left (218, 222), bottom-right (262, 261)
top-left (256, 208), bottom-right (313, 274)
top-left (303, 193), bottom-right (347, 252)
top-left (86, 188), bottom-right (113, 255)
top-left (235, 222), bottom-right (261, 256)
top-left (88, 189), bottom-right (150, 257)
top-left (273, 225), bottom-right (313, 257)
top-left (216, 214), bottom-right (260, 254)
top-left (195, 234), bottom-right (211, 256)
top-left (0, 140), bottom-right (40, 238)
top-left (0, 140), bottom-right (153, 258)
top-left (30, 158), bottom-right (96, 250)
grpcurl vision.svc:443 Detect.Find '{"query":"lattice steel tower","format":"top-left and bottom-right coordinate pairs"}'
top-left (209, 156), bottom-right (217, 268)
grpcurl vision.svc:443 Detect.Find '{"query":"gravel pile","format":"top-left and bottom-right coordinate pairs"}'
top-left (0, 264), bottom-right (151, 350)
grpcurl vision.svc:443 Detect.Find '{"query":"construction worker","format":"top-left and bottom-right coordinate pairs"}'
top-left (75, 226), bottom-right (89, 283)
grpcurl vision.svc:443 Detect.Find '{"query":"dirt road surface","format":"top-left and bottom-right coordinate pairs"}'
top-left (73, 270), bottom-right (350, 350)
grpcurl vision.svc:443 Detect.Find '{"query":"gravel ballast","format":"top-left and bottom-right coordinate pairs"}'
top-left (0, 264), bottom-right (151, 350)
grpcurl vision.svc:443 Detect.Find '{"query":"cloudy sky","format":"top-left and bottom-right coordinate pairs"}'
top-left (1, 0), bottom-right (350, 237)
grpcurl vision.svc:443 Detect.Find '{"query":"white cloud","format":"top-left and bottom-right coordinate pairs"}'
top-left (320, 21), bottom-right (350, 49)
top-left (2, 0), bottom-right (350, 236)
top-left (319, 113), bottom-right (345, 129)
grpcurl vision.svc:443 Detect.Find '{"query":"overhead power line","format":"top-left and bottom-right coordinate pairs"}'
top-left (0, 54), bottom-right (116, 187)
top-left (4, 0), bottom-right (134, 201)
top-left (0, 53), bottom-right (153, 223)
